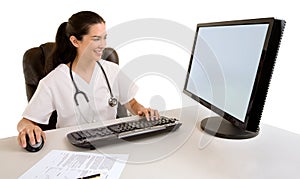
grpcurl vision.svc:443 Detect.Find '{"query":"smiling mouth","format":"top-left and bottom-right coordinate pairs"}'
top-left (95, 49), bottom-right (103, 56)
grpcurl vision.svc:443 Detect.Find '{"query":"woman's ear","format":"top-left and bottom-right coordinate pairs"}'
top-left (69, 36), bottom-right (79, 47)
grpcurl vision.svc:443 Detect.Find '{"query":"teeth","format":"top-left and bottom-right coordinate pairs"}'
top-left (95, 49), bottom-right (102, 55)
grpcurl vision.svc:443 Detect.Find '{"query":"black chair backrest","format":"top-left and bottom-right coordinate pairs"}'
top-left (23, 42), bottom-right (127, 130)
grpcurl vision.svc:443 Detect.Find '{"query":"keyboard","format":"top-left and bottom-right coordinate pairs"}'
top-left (67, 116), bottom-right (182, 149)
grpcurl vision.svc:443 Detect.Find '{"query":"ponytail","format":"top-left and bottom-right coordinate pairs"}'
top-left (45, 22), bottom-right (76, 74)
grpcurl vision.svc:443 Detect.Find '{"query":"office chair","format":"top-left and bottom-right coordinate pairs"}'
top-left (23, 42), bottom-right (128, 131)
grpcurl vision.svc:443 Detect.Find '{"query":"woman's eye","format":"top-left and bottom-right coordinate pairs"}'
top-left (93, 38), bottom-right (100, 41)
top-left (92, 35), bottom-right (107, 41)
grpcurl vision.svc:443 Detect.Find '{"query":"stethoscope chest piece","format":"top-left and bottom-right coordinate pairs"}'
top-left (108, 97), bottom-right (118, 107)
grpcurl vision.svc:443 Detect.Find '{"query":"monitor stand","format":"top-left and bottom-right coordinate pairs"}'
top-left (200, 117), bottom-right (259, 139)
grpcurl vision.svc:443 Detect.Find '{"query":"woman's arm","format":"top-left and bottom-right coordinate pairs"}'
top-left (125, 98), bottom-right (159, 120)
top-left (17, 118), bottom-right (46, 148)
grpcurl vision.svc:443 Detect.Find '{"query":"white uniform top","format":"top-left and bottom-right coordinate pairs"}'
top-left (22, 60), bottom-right (138, 128)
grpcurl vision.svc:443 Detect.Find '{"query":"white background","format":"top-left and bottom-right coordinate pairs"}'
top-left (0, 0), bottom-right (298, 139)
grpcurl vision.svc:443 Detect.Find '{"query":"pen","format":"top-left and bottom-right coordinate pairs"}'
top-left (78, 173), bottom-right (100, 179)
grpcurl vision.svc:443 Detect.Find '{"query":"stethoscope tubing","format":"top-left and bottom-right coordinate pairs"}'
top-left (69, 60), bottom-right (117, 107)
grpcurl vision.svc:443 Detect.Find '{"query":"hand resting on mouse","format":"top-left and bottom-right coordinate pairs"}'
top-left (17, 117), bottom-right (46, 152)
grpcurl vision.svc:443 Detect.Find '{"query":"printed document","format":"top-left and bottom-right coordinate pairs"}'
top-left (19, 150), bottom-right (129, 179)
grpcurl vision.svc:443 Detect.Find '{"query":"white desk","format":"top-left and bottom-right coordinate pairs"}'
top-left (1, 105), bottom-right (300, 178)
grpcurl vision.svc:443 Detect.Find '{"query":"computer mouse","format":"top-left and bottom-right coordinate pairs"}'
top-left (25, 134), bottom-right (44, 152)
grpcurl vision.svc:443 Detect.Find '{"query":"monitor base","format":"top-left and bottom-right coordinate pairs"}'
top-left (200, 117), bottom-right (259, 139)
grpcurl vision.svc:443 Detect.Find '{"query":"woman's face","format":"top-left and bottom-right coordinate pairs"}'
top-left (76, 23), bottom-right (107, 63)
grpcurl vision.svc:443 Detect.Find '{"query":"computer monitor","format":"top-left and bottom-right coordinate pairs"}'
top-left (183, 17), bottom-right (285, 139)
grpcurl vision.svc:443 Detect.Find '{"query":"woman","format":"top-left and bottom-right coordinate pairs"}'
top-left (17, 11), bottom-right (159, 148)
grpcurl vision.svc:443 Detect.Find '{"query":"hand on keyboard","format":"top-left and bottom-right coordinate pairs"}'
top-left (137, 107), bottom-right (160, 121)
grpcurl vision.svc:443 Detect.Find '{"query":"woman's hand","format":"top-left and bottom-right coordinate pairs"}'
top-left (17, 118), bottom-right (46, 148)
top-left (137, 107), bottom-right (160, 120)
top-left (125, 98), bottom-right (160, 120)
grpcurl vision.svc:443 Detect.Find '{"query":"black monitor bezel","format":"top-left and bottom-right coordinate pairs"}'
top-left (183, 17), bottom-right (285, 132)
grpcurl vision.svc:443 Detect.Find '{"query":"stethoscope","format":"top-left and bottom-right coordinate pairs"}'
top-left (69, 60), bottom-right (118, 107)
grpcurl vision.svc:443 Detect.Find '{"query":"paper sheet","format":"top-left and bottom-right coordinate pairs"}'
top-left (19, 150), bottom-right (129, 179)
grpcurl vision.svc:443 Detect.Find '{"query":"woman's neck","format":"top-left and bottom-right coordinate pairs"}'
top-left (71, 57), bottom-right (96, 84)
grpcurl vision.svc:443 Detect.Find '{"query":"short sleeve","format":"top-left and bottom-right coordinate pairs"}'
top-left (117, 70), bottom-right (139, 105)
top-left (22, 80), bottom-right (55, 125)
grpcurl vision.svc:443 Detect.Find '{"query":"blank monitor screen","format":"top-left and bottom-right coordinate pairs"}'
top-left (186, 24), bottom-right (269, 122)
top-left (184, 17), bottom-right (285, 139)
